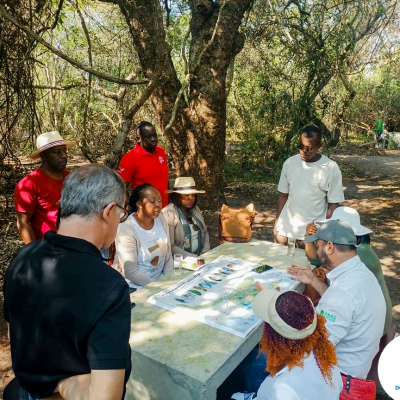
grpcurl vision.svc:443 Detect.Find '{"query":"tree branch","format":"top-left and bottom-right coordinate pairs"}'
top-left (196, 0), bottom-right (227, 69)
top-left (164, 74), bottom-right (195, 132)
top-left (76, 1), bottom-right (95, 162)
top-left (0, 4), bottom-right (148, 86)
top-left (37, 0), bottom-right (65, 34)
top-left (126, 53), bottom-right (167, 119)
top-left (34, 83), bottom-right (85, 90)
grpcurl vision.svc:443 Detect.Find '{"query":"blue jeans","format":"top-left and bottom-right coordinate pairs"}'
top-left (240, 347), bottom-right (270, 394)
top-left (375, 130), bottom-right (383, 139)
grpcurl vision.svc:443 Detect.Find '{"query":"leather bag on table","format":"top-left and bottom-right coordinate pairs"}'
top-left (303, 267), bottom-right (327, 306)
top-left (218, 203), bottom-right (257, 244)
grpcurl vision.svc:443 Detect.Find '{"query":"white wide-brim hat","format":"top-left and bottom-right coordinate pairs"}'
top-left (165, 177), bottom-right (205, 195)
top-left (252, 289), bottom-right (317, 340)
top-left (318, 206), bottom-right (372, 236)
top-left (29, 131), bottom-right (75, 159)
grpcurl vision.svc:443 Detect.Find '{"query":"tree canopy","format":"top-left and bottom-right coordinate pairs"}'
top-left (1, 0), bottom-right (399, 199)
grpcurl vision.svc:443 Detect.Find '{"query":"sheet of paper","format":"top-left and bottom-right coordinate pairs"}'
top-left (148, 255), bottom-right (298, 338)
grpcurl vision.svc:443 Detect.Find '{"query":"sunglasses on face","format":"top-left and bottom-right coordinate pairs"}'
top-left (297, 143), bottom-right (317, 152)
top-left (187, 215), bottom-right (199, 231)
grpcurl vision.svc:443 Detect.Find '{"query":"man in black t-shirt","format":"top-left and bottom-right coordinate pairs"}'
top-left (4, 164), bottom-right (131, 400)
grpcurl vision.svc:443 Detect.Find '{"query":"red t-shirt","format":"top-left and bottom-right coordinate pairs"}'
top-left (118, 144), bottom-right (169, 207)
top-left (14, 169), bottom-right (69, 239)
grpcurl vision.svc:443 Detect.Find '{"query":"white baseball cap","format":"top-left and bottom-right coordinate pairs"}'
top-left (318, 206), bottom-right (372, 236)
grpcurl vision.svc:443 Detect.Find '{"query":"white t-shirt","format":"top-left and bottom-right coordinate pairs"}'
top-left (132, 216), bottom-right (168, 282)
top-left (256, 351), bottom-right (343, 400)
top-left (317, 255), bottom-right (386, 379)
top-left (276, 154), bottom-right (345, 240)
top-left (190, 223), bottom-right (199, 254)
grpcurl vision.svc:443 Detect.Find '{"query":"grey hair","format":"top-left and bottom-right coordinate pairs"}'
top-left (60, 164), bottom-right (125, 220)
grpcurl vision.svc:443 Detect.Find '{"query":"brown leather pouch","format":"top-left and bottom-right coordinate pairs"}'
top-left (218, 203), bottom-right (257, 244)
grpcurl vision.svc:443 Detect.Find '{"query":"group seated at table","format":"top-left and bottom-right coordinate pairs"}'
top-left (114, 183), bottom-right (173, 288)
top-left (305, 206), bottom-right (392, 334)
top-left (233, 288), bottom-right (342, 400)
top-left (162, 177), bottom-right (210, 257)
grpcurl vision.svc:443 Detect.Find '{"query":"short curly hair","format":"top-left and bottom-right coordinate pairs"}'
top-left (259, 291), bottom-right (337, 384)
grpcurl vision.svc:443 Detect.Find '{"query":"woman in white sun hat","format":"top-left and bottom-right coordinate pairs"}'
top-left (232, 289), bottom-right (342, 400)
top-left (162, 177), bottom-right (210, 257)
top-left (305, 206), bottom-right (392, 334)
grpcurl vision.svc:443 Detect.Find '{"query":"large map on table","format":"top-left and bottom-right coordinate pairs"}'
top-left (148, 255), bottom-right (298, 338)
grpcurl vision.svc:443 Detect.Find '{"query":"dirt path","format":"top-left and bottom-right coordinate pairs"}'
top-left (332, 151), bottom-right (400, 329)
top-left (0, 149), bottom-right (399, 397)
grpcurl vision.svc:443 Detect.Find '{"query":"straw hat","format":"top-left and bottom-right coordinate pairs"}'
top-left (29, 131), bottom-right (75, 159)
top-left (253, 289), bottom-right (317, 340)
top-left (166, 177), bottom-right (206, 195)
top-left (317, 206), bottom-right (372, 236)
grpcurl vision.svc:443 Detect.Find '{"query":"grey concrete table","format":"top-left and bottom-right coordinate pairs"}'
top-left (126, 240), bottom-right (308, 400)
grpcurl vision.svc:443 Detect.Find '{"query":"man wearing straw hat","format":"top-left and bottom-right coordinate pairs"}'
top-left (14, 131), bottom-right (75, 243)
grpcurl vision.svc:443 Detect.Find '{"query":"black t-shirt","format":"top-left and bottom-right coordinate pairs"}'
top-left (3, 231), bottom-right (131, 398)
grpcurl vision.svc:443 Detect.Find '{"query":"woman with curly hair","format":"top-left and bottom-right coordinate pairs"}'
top-left (246, 288), bottom-right (342, 400)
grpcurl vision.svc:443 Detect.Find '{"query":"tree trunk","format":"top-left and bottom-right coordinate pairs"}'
top-left (115, 0), bottom-right (252, 208)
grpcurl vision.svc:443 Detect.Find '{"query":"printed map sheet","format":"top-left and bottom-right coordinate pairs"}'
top-left (148, 255), bottom-right (298, 338)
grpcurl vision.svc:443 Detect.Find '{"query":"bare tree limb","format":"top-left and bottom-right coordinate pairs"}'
top-left (196, 0), bottom-right (227, 69)
top-left (102, 112), bottom-right (119, 133)
top-left (76, 1), bottom-right (95, 162)
top-left (164, 74), bottom-right (195, 132)
top-left (34, 83), bottom-right (85, 90)
top-left (37, 0), bottom-right (65, 34)
top-left (164, 0), bottom-right (171, 27)
top-left (0, 4), bottom-right (148, 86)
top-left (90, 80), bottom-right (120, 100)
top-left (180, 27), bottom-right (190, 77)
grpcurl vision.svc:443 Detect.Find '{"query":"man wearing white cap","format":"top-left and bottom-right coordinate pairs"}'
top-left (14, 131), bottom-right (75, 243)
top-left (288, 220), bottom-right (386, 379)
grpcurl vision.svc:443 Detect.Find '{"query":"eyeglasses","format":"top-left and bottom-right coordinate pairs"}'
top-left (297, 143), bottom-right (316, 152)
top-left (115, 204), bottom-right (129, 223)
top-left (187, 215), bottom-right (199, 232)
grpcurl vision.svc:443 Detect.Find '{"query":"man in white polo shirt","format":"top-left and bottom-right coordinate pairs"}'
top-left (288, 220), bottom-right (385, 379)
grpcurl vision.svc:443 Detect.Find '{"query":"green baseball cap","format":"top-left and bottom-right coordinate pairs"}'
top-left (305, 220), bottom-right (357, 246)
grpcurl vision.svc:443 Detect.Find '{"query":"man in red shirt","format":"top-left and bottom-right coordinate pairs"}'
top-left (14, 131), bottom-right (75, 244)
top-left (118, 121), bottom-right (169, 207)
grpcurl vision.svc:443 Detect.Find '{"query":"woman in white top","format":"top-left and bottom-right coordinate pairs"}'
top-left (162, 177), bottom-right (210, 257)
top-left (235, 287), bottom-right (342, 400)
top-left (115, 183), bottom-right (173, 287)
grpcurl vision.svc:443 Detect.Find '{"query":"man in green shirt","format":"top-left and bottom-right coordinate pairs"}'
top-left (374, 115), bottom-right (384, 139)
